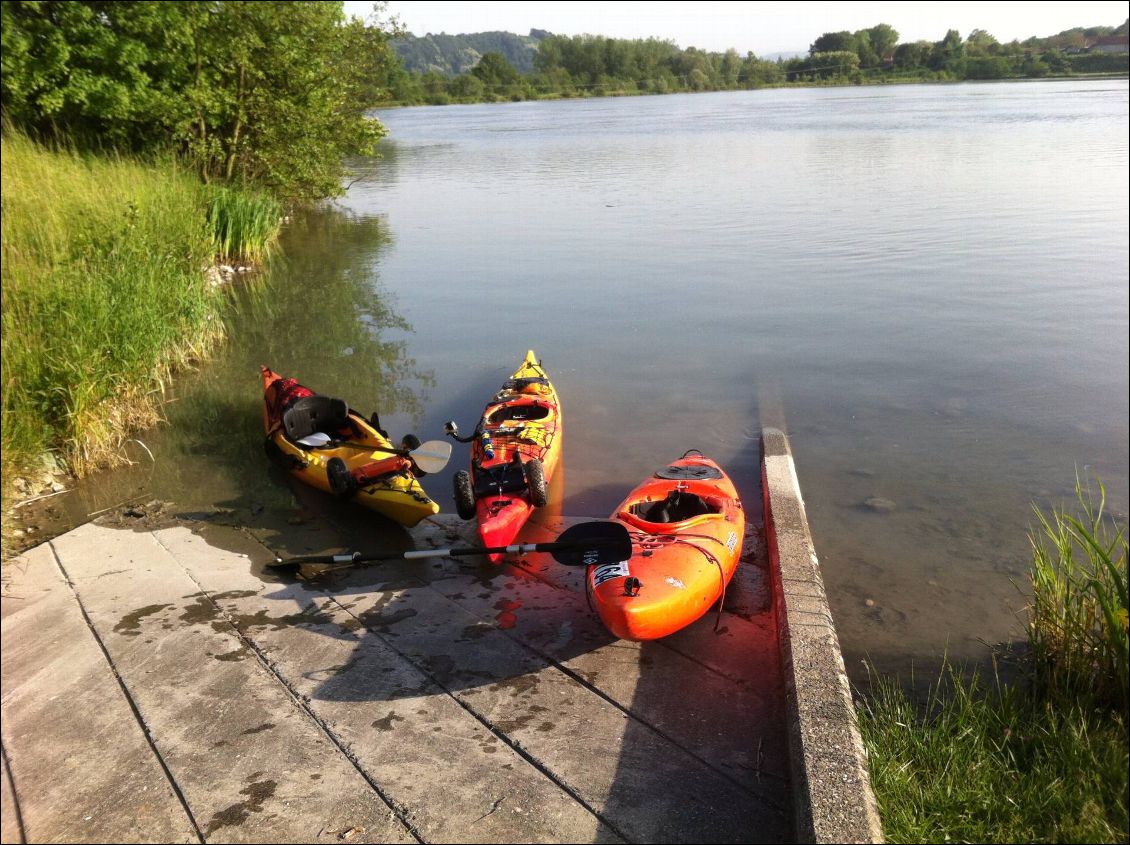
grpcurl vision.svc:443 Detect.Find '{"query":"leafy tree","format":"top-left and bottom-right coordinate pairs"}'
top-left (810, 31), bottom-right (856, 55)
top-left (865, 24), bottom-right (899, 60)
top-left (1, 1), bottom-right (400, 200)
top-left (719, 48), bottom-right (741, 86)
top-left (472, 51), bottom-right (521, 87)
top-left (965, 29), bottom-right (1000, 57)
top-left (930, 28), bottom-right (965, 74)
top-left (894, 41), bottom-right (932, 69)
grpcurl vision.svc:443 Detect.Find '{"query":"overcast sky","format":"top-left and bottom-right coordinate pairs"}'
top-left (343, 1), bottom-right (1128, 56)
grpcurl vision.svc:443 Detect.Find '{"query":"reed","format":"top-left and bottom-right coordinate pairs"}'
top-left (206, 185), bottom-right (283, 263)
top-left (1028, 477), bottom-right (1129, 711)
top-left (1, 132), bottom-right (278, 487)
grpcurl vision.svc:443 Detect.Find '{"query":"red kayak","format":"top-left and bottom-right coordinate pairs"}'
top-left (450, 351), bottom-right (562, 562)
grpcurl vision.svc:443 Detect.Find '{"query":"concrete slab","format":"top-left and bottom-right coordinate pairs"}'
top-left (1, 543), bottom-right (197, 844)
top-left (3, 493), bottom-right (799, 843)
top-left (151, 525), bottom-right (619, 844)
top-left (49, 524), bottom-right (415, 844)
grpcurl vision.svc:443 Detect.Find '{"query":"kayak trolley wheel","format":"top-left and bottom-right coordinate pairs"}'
top-left (524, 458), bottom-right (548, 507)
top-left (327, 457), bottom-right (358, 498)
top-left (453, 470), bottom-right (477, 520)
top-left (400, 433), bottom-right (421, 450)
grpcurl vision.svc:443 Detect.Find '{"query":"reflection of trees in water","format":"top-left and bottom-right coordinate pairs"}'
top-left (158, 206), bottom-right (433, 502)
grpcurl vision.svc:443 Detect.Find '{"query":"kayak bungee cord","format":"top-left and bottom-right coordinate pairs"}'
top-left (587, 530), bottom-right (733, 631)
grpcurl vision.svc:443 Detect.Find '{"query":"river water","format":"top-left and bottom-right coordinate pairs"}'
top-left (28, 80), bottom-right (1130, 681)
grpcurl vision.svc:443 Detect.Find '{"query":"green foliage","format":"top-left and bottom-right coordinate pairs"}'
top-left (1068, 51), bottom-right (1130, 74)
top-left (0, 130), bottom-right (250, 479)
top-left (1, 1), bottom-right (401, 200)
top-left (471, 51), bottom-right (521, 87)
top-left (860, 664), bottom-right (1128, 843)
top-left (1028, 479), bottom-right (1129, 712)
top-left (385, 12), bottom-right (1124, 107)
top-left (206, 186), bottom-right (281, 263)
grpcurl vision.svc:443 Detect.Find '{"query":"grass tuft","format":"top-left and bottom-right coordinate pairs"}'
top-left (206, 186), bottom-right (283, 263)
top-left (1028, 476), bottom-right (1129, 712)
top-left (1, 131), bottom-right (279, 487)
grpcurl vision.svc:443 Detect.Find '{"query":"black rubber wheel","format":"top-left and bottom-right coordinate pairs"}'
top-left (453, 470), bottom-right (477, 520)
top-left (400, 433), bottom-right (421, 450)
top-left (524, 458), bottom-right (548, 507)
top-left (327, 457), bottom-right (357, 498)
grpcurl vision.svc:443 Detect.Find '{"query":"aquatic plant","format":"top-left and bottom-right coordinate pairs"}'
top-left (206, 186), bottom-right (283, 263)
top-left (1027, 477), bottom-right (1129, 712)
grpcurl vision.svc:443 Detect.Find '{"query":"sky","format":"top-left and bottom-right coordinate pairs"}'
top-left (343, 1), bottom-right (1129, 56)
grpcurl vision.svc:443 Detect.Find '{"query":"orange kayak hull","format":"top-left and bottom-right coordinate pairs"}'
top-left (588, 453), bottom-right (744, 641)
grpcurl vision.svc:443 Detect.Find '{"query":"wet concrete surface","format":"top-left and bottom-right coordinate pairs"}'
top-left (1, 505), bottom-right (790, 843)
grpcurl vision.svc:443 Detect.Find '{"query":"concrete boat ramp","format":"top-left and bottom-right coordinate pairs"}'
top-left (1, 430), bottom-right (880, 843)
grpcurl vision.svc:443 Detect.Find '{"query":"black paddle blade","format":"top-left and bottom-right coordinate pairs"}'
top-left (550, 521), bottom-right (633, 567)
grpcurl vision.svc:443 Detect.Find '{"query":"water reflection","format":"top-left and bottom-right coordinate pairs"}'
top-left (30, 207), bottom-right (435, 537)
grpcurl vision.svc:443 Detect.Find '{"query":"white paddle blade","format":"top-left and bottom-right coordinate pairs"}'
top-left (410, 440), bottom-right (453, 474)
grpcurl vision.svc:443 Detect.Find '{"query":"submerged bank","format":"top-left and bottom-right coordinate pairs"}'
top-left (0, 132), bottom-right (281, 524)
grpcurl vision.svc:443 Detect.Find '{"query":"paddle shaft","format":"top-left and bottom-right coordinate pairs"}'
top-left (295, 540), bottom-right (592, 566)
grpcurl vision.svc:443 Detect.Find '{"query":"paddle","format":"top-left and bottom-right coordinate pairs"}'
top-left (269, 519), bottom-right (632, 569)
top-left (294, 433), bottom-right (452, 474)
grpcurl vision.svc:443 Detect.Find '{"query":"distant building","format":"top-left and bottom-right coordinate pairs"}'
top-left (1087, 35), bottom-right (1129, 54)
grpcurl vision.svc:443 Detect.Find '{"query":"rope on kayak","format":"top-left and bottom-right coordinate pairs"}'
top-left (626, 530), bottom-right (732, 631)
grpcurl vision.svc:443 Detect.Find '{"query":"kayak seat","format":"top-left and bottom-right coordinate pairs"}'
top-left (283, 395), bottom-right (350, 442)
top-left (488, 404), bottom-right (550, 425)
top-left (630, 491), bottom-right (718, 524)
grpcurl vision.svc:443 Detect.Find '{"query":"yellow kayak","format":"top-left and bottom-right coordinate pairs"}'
top-left (261, 366), bottom-right (440, 527)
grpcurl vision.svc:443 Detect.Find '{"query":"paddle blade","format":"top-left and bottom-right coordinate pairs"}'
top-left (410, 440), bottom-right (453, 474)
top-left (550, 521), bottom-right (633, 567)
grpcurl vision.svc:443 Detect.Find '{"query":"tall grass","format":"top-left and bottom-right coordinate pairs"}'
top-left (207, 186), bottom-right (282, 263)
top-left (1, 132), bottom-right (279, 484)
top-left (859, 485), bottom-right (1130, 842)
top-left (1028, 478), bottom-right (1129, 711)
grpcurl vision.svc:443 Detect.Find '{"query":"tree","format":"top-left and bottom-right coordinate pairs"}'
top-left (965, 29), bottom-right (1000, 57)
top-left (0, 1), bottom-right (401, 199)
top-left (865, 24), bottom-right (899, 61)
top-left (471, 51), bottom-right (520, 88)
top-left (930, 28), bottom-right (965, 74)
top-left (894, 41), bottom-right (932, 70)
top-left (811, 31), bottom-right (857, 55)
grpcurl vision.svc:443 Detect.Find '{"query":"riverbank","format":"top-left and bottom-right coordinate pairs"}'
top-left (383, 68), bottom-right (1128, 107)
top-left (858, 481), bottom-right (1129, 843)
top-left (0, 132), bottom-right (281, 536)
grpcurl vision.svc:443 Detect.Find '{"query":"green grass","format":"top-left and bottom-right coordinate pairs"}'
top-left (860, 663), bottom-right (1128, 843)
top-left (207, 185), bottom-right (282, 263)
top-left (859, 485), bottom-right (1129, 843)
top-left (1, 131), bottom-right (279, 484)
top-left (1028, 478), bottom-right (1129, 712)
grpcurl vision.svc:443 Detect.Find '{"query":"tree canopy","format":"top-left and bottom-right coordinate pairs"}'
top-left (1, 0), bottom-right (403, 199)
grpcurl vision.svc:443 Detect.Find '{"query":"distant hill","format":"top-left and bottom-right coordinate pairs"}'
top-left (392, 30), bottom-right (549, 75)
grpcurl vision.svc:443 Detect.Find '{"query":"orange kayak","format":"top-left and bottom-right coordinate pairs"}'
top-left (261, 366), bottom-right (440, 527)
top-left (452, 351), bottom-right (562, 563)
top-left (587, 452), bottom-right (744, 641)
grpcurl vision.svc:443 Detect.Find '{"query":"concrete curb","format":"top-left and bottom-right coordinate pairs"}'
top-left (761, 427), bottom-right (883, 844)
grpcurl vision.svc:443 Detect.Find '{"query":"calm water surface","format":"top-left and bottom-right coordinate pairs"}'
top-left (40, 80), bottom-right (1130, 680)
